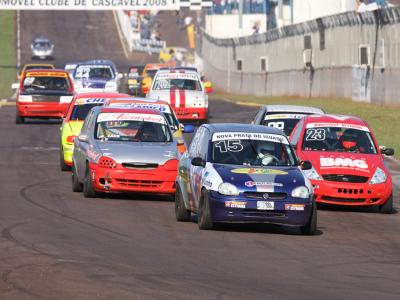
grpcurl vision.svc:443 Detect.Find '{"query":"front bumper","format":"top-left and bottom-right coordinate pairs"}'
top-left (173, 107), bottom-right (208, 122)
top-left (17, 102), bottom-right (69, 118)
top-left (62, 142), bottom-right (74, 166)
top-left (90, 163), bottom-right (177, 195)
top-left (208, 191), bottom-right (313, 226)
top-left (311, 180), bottom-right (392, 206)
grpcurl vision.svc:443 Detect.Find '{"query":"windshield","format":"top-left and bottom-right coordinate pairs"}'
top-left (74, 65), bottom-right (115, 80)
top-left (70, 104), bottom-right (102, 121)
top-left (33, 42), bottom-right (51, 48)
top-left (95, 113), bottom-right (172, 142)
top-left (302, 125), bottom-right (377, 154)
top-left (23, 76), bottom-right (70, 91)
top-left (145, 69), bottom-right (158, 79)
top-left (211, 133), bottom-right (297, 167)
top-left (25, 65), bottom-right (53, 71)
top-left (262, 113), bottom-right (307, 136)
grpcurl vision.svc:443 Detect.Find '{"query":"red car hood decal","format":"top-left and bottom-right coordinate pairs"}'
top-left (299, 150), bottom-right (384, 176)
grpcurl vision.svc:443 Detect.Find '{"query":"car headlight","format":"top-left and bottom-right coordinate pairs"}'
top-left (370, 167), bottom-right (387, 184)
top-left (291, 186), bottom-right (310, 199)
top-left (218, 182), bottom-right (239, 196)
top-left (302, 166), bottom-right (322, 181)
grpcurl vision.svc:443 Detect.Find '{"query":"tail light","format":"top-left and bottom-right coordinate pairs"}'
top-left (98, 156), bottom-right (117, 169)
top-left (163, 159), bottom-right (179, 171)
top-left (66, 135), bottom-right (76, 143)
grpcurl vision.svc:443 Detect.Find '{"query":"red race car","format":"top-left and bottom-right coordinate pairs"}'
top-left (16, 69), bottom-right (74, 123)
top-left (290, 114), bottom-right (395, 213)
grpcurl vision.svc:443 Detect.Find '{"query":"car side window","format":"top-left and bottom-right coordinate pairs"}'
top-left (189, 127), bottom-right (203, 158)
top-left (290, 118), bottom-right (305, 147)
top-left (199, 129), bottom-right (210, 160)
top-left (80, 111), bottom-right (94, 135)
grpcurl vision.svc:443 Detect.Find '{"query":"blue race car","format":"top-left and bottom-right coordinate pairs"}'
top-left (175, 124), bottom-right (317, 235)
top-left (72, 60), bottom-right (122, 93)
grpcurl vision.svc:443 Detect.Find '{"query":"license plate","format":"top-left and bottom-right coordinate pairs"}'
top-left (257, 201), bottom-right (274, 210)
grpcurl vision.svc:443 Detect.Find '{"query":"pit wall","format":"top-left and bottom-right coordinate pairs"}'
top-left (199, 8), bottom-right (400, 105)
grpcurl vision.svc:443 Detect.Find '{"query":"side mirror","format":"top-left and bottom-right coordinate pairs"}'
top-left (301, 160), bottom-right (312, 170)
top-left (191, 157), bottom-right (206, 167)
top-left (78, 134), bottom-right (89, 143)
top-left (381, 147), bottom-right (394, 156)
top-left (204, 81), bottom-right (213, 93)
top-left (183, 124), bottom-right (195, 133)
top-left (11, 83), bottom-right (19, 89)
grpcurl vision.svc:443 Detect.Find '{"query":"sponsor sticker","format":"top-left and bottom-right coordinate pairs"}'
top-left (156, 72), bottom-right (198, 81)
top-left (320, 156), bottom-right (369, 171)
top-left (97, 113), bottom-right (166, 124)
top-left (127, 103), bottom-right (170, 113)
top-left (76, 98), bottom-right (106, 105)
top-left (257, 201), bottom-right (274, 210)
top-left (26, 71), bottom-right (68, 77)
top-left (212, 132), bottom-right (289, 144)
top-left (225, 201), bottom-right (247, 209)
top-left (306, 122), bottom-right (369, 132)
top-left (231, 168), bottom-right (288, 175)
top-left (264, 114), bottom-right (304, 120)
top-left (285, 204), bottom-right (305, 211)
top-left (245, 181), bottom-right (283, 187)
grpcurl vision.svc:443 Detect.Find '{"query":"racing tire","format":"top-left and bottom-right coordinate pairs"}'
top-left (71, 164), bottom-right (83, 192)
top-left (83, 164), bottom-right (97, 198)
top-left (198, 190), bottom-right (213, 230)
top-left (300, 200), bottom-right (317, 235)
top-left (175, 185), bottom-right (191, 222)
top-left (15, 114), bottom-right (24, 124)
top-left (379, 195), bottom-right (393, 214)
top-left (59, 147), bottom-right (70, 171)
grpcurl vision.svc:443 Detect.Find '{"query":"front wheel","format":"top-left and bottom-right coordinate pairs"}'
top-left (198, 190), bottom-right (213, 230)
top-left (175, 185), bottom-right (191, 222)
top-left (83, 164), bottom-right (97, 198)
top-left (379, 195), bottom-right (393, 214)
top-left (71, 164), bottom-right (83, 192)
top-left (300, 200), bottom-right (317, 235)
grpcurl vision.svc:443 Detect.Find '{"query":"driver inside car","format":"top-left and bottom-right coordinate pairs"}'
top-left (256, 143), bottom-right (282, 166)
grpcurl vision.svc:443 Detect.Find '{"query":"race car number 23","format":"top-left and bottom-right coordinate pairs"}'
top-left (214, 140), bottom-right (243, 153)
top-left (305, 129), bottom-right (326, 141)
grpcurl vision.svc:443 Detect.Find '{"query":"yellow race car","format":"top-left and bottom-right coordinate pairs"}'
top-left (59, 92), bottom-right (129, 171)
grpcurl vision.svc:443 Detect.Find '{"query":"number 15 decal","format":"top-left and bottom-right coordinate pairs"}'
top-left (215, 140), bottom-right (244, 153)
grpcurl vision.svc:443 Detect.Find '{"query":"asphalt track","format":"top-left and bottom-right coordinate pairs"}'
top-left (0, 10), bottom-right (399, 300)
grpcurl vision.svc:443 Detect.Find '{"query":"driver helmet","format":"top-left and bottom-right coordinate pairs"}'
top-left (341, 129), bottom-right (358, 150)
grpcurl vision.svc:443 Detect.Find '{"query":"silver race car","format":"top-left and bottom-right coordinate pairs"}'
top-left (31, 37), bottom-right (54, 60)
top-left (72, 106), bottom-right (180, 198)
top-left (252, 105), bottom-right (325, 136)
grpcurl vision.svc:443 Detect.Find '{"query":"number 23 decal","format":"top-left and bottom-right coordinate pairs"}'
top-left (305, 129), bottom-right (326, 141)
top-left (215, 140), bottom-right (244, 153)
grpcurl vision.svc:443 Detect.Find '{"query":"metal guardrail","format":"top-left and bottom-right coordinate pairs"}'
top-left (203, 7), bottom-right (400, 47)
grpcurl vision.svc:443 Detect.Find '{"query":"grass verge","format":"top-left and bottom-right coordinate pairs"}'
top-left (211, 93), bottom-right (400, 158)
top-left (0, 11), bottom-right (16, 99)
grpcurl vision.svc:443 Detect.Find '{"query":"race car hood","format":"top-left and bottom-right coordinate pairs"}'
top-left (300, 150), bottom-right (385, 177)
top-left (204, 163), bottom-right (309, 193)
top-left (147, 89), bottom-right (207, 108)
top-left (96, 141), bottom-right (178, 165)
